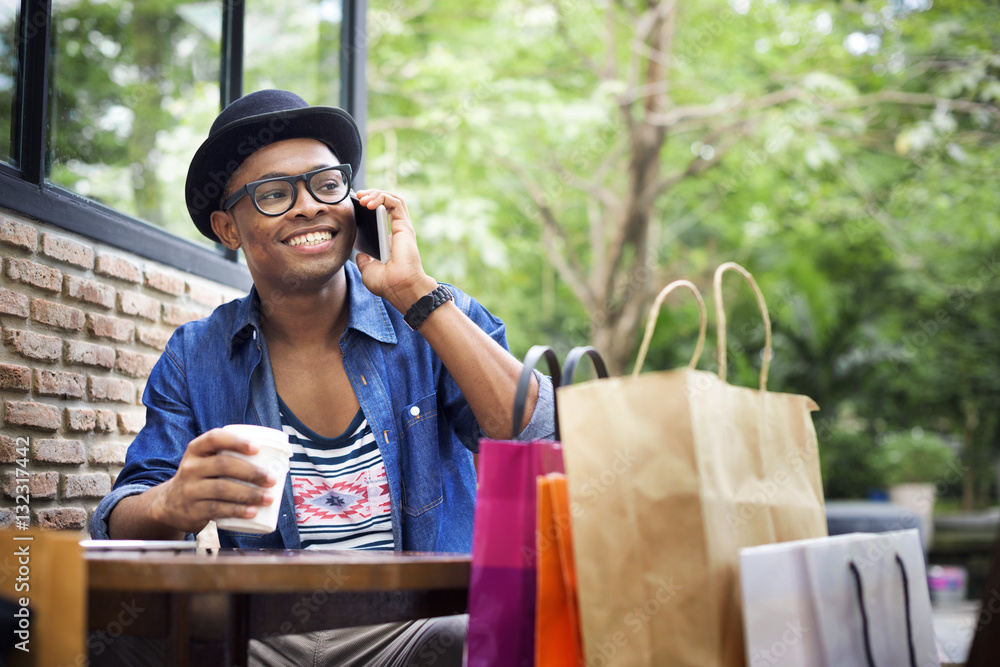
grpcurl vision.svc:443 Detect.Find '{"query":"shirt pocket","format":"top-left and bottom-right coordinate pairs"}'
top-left (399, 393), bottom-right (443, 517)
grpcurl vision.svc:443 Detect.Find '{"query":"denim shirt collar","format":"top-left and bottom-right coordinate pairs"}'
top-left (228, 261), bottom-right (397, 356)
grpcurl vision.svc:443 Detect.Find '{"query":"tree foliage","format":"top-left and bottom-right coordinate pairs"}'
top-left (366, 0), bottom-right (1000, 505)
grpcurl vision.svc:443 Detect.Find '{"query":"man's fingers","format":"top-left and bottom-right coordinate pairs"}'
top-left (187, 427), bottom-right (259, 457)
top-left (199, 477), bottom-right (276, 507)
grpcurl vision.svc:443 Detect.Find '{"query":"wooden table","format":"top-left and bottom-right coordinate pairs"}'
top-left (86, 549), bottom-right (471, 666)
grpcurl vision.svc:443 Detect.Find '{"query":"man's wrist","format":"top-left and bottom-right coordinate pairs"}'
top-left (404, 285), bottom-right (455, 330)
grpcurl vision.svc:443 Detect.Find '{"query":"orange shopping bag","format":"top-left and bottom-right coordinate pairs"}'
top-left (536, 347), bottom-right (607, 667)
top-left (536, 473), bottom-right (582, 667)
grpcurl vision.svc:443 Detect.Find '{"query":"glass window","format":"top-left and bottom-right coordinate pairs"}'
top-left (0, 0), bottom-right (18, 166)
top-left (46, 0), bottom-right (223, 245)
top-left (244, 0), bottom-right (342, 107)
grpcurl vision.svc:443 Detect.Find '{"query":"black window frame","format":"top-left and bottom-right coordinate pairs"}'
top-left (2, 0), bottom-right (367, 290)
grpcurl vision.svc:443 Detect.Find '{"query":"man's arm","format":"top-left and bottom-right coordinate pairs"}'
top-left (355, 190), bottom-right (542, 440)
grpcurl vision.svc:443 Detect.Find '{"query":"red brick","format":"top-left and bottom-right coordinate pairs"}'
top-left (117, 410), bottom-right (146, 434)
top-left (32, 298), bottom-right (84, 331)
top-left (115, 349), bottom-right (158, 378)
top-left (89, 442), bottom-right (129, 465)
top-left (67, 408), bottom-right (96, 432)
top-left (0, 216), bottom-right (37, 251)
top-left (87, 313), bottom-right (135, 342)
top-left (65, 340), bottom-right (115, 369)
top-left (0, 435), bottom-right (29, 463)
top-left (186, 282), bottom-right (225, 307)
top-left (118, 291), bottom-right (161, 321)
top-left (35, 368), bottom-right (86, 398)
top-left (145, 270), bottom-right (185, 295)
top-left (0, 288), bottom-right (30, 318)
top-left (65, 275), bottom-right (115, 308)
top-left (34, 508), bottom-right (87, 530)
top-left (63, 472), bottom-right (112, 498)
top-left (3, 470), bottom-right (58, 498)
top-left (3, 328), bottom-right (61, 362)
top-left (5, 258), bottom-right (62, 292)
top-left (94, 254), bottom-right (141, 283)
top-left (0, 363), bottom-right (31, 391)
top-left (33, 438), bottom-right (86, 464)
top-left (162, 304), bottom-right (205, 326)
top-left (136, 326), bottom-right (171, 351)
top-left (88, 376), bottom-right (135, 403)
top-left (3, 400), bottom-right (61, 430)
top-left (41, 233), bottom-right (95, 269)
top-left (95, 409), bottom-right (116, 432)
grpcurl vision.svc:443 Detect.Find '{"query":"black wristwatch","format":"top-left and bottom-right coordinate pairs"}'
top-left (403, 285), bottom-right (454, 330)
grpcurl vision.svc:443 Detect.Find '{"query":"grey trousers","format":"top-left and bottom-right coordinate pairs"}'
top-left (91, 615), bottom-right (467, 667)
top-left (250, 616), bottom-right (467, 667)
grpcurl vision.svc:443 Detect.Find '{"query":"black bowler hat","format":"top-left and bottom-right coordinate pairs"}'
top-left (185, 89), bottom-right (362, 242)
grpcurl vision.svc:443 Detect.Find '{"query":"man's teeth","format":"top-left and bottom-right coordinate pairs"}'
top-left (287, 231), bottom-right (333, 247)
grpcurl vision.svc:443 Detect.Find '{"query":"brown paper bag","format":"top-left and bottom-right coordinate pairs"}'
top-left (557, 264), bottom-right (827, 667)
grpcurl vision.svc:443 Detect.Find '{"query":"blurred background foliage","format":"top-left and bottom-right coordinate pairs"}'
top-left (362, 0), bottom-right (1000, 508)
top-left (18, 0), bottom-right (999, 508)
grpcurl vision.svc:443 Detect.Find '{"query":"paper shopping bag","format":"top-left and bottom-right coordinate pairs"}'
top-left (466, 346), bottom-right (565, 667)
top-left (740, 529), bottom-right (939, 666)
top-left (557, 264), bottom-right (828, 667)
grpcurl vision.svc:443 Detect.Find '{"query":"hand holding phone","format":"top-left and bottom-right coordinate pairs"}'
top-left (351, 194), bottom-right (391, 264)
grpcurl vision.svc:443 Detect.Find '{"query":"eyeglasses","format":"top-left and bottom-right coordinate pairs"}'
top-left (221, 164), bottom-right (353, 216)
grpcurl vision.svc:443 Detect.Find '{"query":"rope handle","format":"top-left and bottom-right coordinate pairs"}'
top-left (713, 262), bottom-right (772, 390)
top-left (512, 346), bottom-right (561, 441)
top-left (632, 280), bottom-right (707, 378)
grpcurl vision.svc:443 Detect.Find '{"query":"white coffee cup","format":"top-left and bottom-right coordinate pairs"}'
top-left (214, 424), bottom-right (292, 535)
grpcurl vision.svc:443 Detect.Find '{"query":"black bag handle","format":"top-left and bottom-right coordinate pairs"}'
top-left (511, 345), bottom-right (561, 441)
top-left (561, 346), bottom-right (609, 386)
top-left (894, 554), bottom-right (918, 667)
top-left (848, 554), bottom-right (920, 667)
top-left (848, 560), bottom-right (878, 667)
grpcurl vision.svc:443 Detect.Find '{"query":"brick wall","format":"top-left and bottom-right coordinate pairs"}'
top-left (0, 210), bottom-right (244, 532)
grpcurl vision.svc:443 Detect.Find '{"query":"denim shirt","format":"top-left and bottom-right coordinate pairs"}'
top-left (90, 261), bottom-right (555, 552)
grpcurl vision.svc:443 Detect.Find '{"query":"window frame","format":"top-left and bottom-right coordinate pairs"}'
top-left (1, 0), bottom-right (368, 289)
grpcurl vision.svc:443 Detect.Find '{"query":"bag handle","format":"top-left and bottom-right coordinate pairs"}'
top-left (895, 554), bottom-right (918, 667)
top-left (512, 345), bottom-right (561, 441)
top-left (632, 280), bottom-right (707, 378)
top-left (561, 346), bottom-right (609, 386)
top-left (713, 262), bottom-right (772, 391)
top-left (848, 560), bottom-right (878, 667)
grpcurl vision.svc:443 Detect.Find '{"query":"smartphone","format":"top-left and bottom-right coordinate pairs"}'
top-left (351, 194), bottom-right (391, 264)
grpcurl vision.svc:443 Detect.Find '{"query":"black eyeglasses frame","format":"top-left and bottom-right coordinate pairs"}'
top-left (220, 164), bottom-right (354, 216)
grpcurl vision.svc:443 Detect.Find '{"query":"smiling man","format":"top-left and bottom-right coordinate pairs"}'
top-left (89, 89), bottom-right (555, 666)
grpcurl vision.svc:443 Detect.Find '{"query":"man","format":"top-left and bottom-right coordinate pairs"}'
top-left (90, 89), bottom-right (554, 665)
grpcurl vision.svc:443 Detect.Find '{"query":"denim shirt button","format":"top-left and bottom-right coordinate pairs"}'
top-left (410, 406), bottom-right (420, 416)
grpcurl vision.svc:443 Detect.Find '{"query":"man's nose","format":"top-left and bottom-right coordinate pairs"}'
top-left (290, 179), bottom-right (326, 216)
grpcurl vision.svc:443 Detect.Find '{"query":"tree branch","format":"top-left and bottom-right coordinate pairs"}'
top-left (650, 121), bottom-right (750, 200)
top-left (550, 160), bottom-right (620, 212)
top-left (498, 156), bottom-right (595, 307)
top-left (553, 1), bottom-right (600, 74)
top-left (646, 86), bottom-right (805, 128)
top-left (835, 90), bottom-right (1000, 122)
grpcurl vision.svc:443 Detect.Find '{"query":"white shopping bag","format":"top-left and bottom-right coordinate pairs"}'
top-left (740, 530), bottom-right (940, 667)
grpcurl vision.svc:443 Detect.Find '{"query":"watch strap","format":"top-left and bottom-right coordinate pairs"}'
top-left (403, 285), bottom-right (454, 330)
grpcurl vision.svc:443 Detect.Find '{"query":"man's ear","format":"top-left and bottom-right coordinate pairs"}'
top-left (210, 210), bottom-right (241, 250)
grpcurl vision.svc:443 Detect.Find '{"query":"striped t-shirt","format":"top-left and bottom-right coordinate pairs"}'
top-left (278, 396), bottom-right (394, 551)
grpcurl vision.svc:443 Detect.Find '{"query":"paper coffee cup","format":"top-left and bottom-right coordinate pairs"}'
top-left (214, 424), bottom-right (291, 535)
